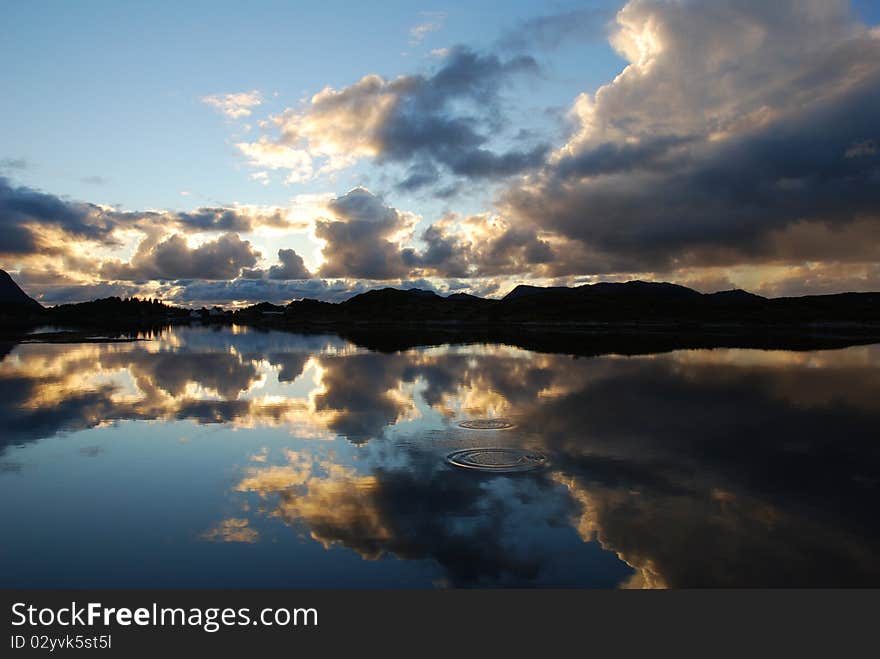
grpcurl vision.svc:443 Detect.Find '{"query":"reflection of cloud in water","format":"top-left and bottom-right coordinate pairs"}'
top-left (555, 472), bottom-right (879, 588)
top-left (2, 326), bottom-right (879, 586)
top-left (201, 518), bottom-right (260, 544)
top-left (233, 449), bottom-right (607, 586)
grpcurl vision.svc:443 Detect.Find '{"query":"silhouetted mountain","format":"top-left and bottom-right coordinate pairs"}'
top-left (0, 270), bottom-right (42, 308)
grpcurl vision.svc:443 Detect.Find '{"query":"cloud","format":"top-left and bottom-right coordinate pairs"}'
top-left (496, 7), bottom-right (612, 51)
top-left (0, 177), bottom-right (298, 265)
top-left (267, 248), bottom-right (311, 280)
top-left (201, 518), bottom-right (259, 543)
top-left (237, 47), bottom-right (546, 190)
top-left (149, 278), bottom-right (375, 307)
top-left (237, 138), bottom-right (314, 183)
top-left (408, 12), bottom-right (446, 45)
top-left (401, 213), bottom-right (556, 278)
top-left (845, 139), bottom-right (878, 158)
top-left (315, 188), bottom-right (415, 279)
top-left (202, 90), bottom-right (263, 119)
top-left (500, 0), bottom-right (880, 273)
top-left (0, 158), bottom-right (28, 172)
top-left (0, 177), bottom-right (118, 255)
top-left (80, 175), bottom-right (107, 185)
top-left (100, 232), bottom-right (260, 281)
top-left (303, 187), bottom-right (558, 281)
top-left (170, 206), bottom-right (289, 233)
top-left (250, 171), bottom-right (270, 185)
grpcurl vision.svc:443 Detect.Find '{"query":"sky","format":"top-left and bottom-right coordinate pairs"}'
top-left (1, 0), bottom-right (879, 307)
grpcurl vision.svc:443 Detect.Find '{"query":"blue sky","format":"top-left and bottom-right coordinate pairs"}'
top-left (2, 1), bottom-right (879, 305)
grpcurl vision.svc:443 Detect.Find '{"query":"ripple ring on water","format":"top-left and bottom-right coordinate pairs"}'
top-left (458, 418), bottom-right (516, 430)
top-left (446, 448), bottom-right (547, 473)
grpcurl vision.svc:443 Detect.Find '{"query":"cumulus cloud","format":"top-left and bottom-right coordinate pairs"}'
top-left (100, 232), bottom-right (260, 281)
top-left (401, 213), bottom-right (556, 278)
top-left (315, 188), bottom-right (415, 279)
top-left (242, 249), bottom-right (312, 280)
top-left (267, 248), bottom-right (311, 280)
top-left (502, 0), bottom-right (880, 274)
top-left (237, 47), bottom-right (547, 190)
top-left (311, 188), bottom-right (557, 281)
top-left (202, 90), bottom-right (263, 119)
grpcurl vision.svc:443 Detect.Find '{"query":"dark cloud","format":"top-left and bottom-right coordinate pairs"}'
top-left (401, 218), bottom-right (556, 279)
top-left (172, 209), bottom-right (258, 232)
top-left (502, 1), bottom-right (880, 273)
top-left (245, 46), bottom-right (548, 192)
top-left (401, 224), bottom-right (471, 277)
top-left (114, 205), bottom-right (290, 234)
top-left (242, 248), bottom-right (313, 280)
top-left (375, 47), bottom-right (550, 188)
top-left (0, 177), bottom-right (117, 254)
top-left (315, 188), bottom-right (412, 279)
top-left (101, 232), bottom-right (260, 281)
top-left (312, 188), bottom-right (559, 281)
top-left (0, 177), bottom-right (292, 269)
top-left (267, 248), bottom-right (311, 280)
top-left (506, 76), bottom-right (880, 271)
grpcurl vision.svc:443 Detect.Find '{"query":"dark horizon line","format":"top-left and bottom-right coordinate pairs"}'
top-left (4, 266), bottom-right (880, 311)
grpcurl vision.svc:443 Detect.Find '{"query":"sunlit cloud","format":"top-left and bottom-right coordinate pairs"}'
top-left (202, 90), bottom-right (263, 119)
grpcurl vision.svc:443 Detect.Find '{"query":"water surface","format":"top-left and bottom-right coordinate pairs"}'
top-left (1, 325), bottom-right (878, 587)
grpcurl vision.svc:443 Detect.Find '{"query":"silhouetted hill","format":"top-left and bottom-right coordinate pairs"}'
top-left (503, 284), bottom-right (571, 301)
top-left (239, 301), bottom-right (286, 314)
top-left (230, 280), bottom-right (880, 332)
top-left (706, 289), bottom-right (766, 303)
top-left (235, 287), bottom-right (498, 325)
top-left (2, 271), bottom-right (879, 339)
top-left (0, 270), bottom-right (42, 308)
top-left (51, 296), bottom-right (189, 328)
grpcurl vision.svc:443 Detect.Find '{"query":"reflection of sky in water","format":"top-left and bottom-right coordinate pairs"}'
top-left (1, 326), bottom-right (879, 587)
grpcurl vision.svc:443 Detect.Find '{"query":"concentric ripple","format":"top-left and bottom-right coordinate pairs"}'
top-left (458, 418), bottom-right (516, 430)
top-left (446, 448), bottom-right (547, 473)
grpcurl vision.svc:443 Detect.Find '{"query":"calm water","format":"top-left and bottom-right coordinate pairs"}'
top-left (1, 325), bottom-right (878, 588)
